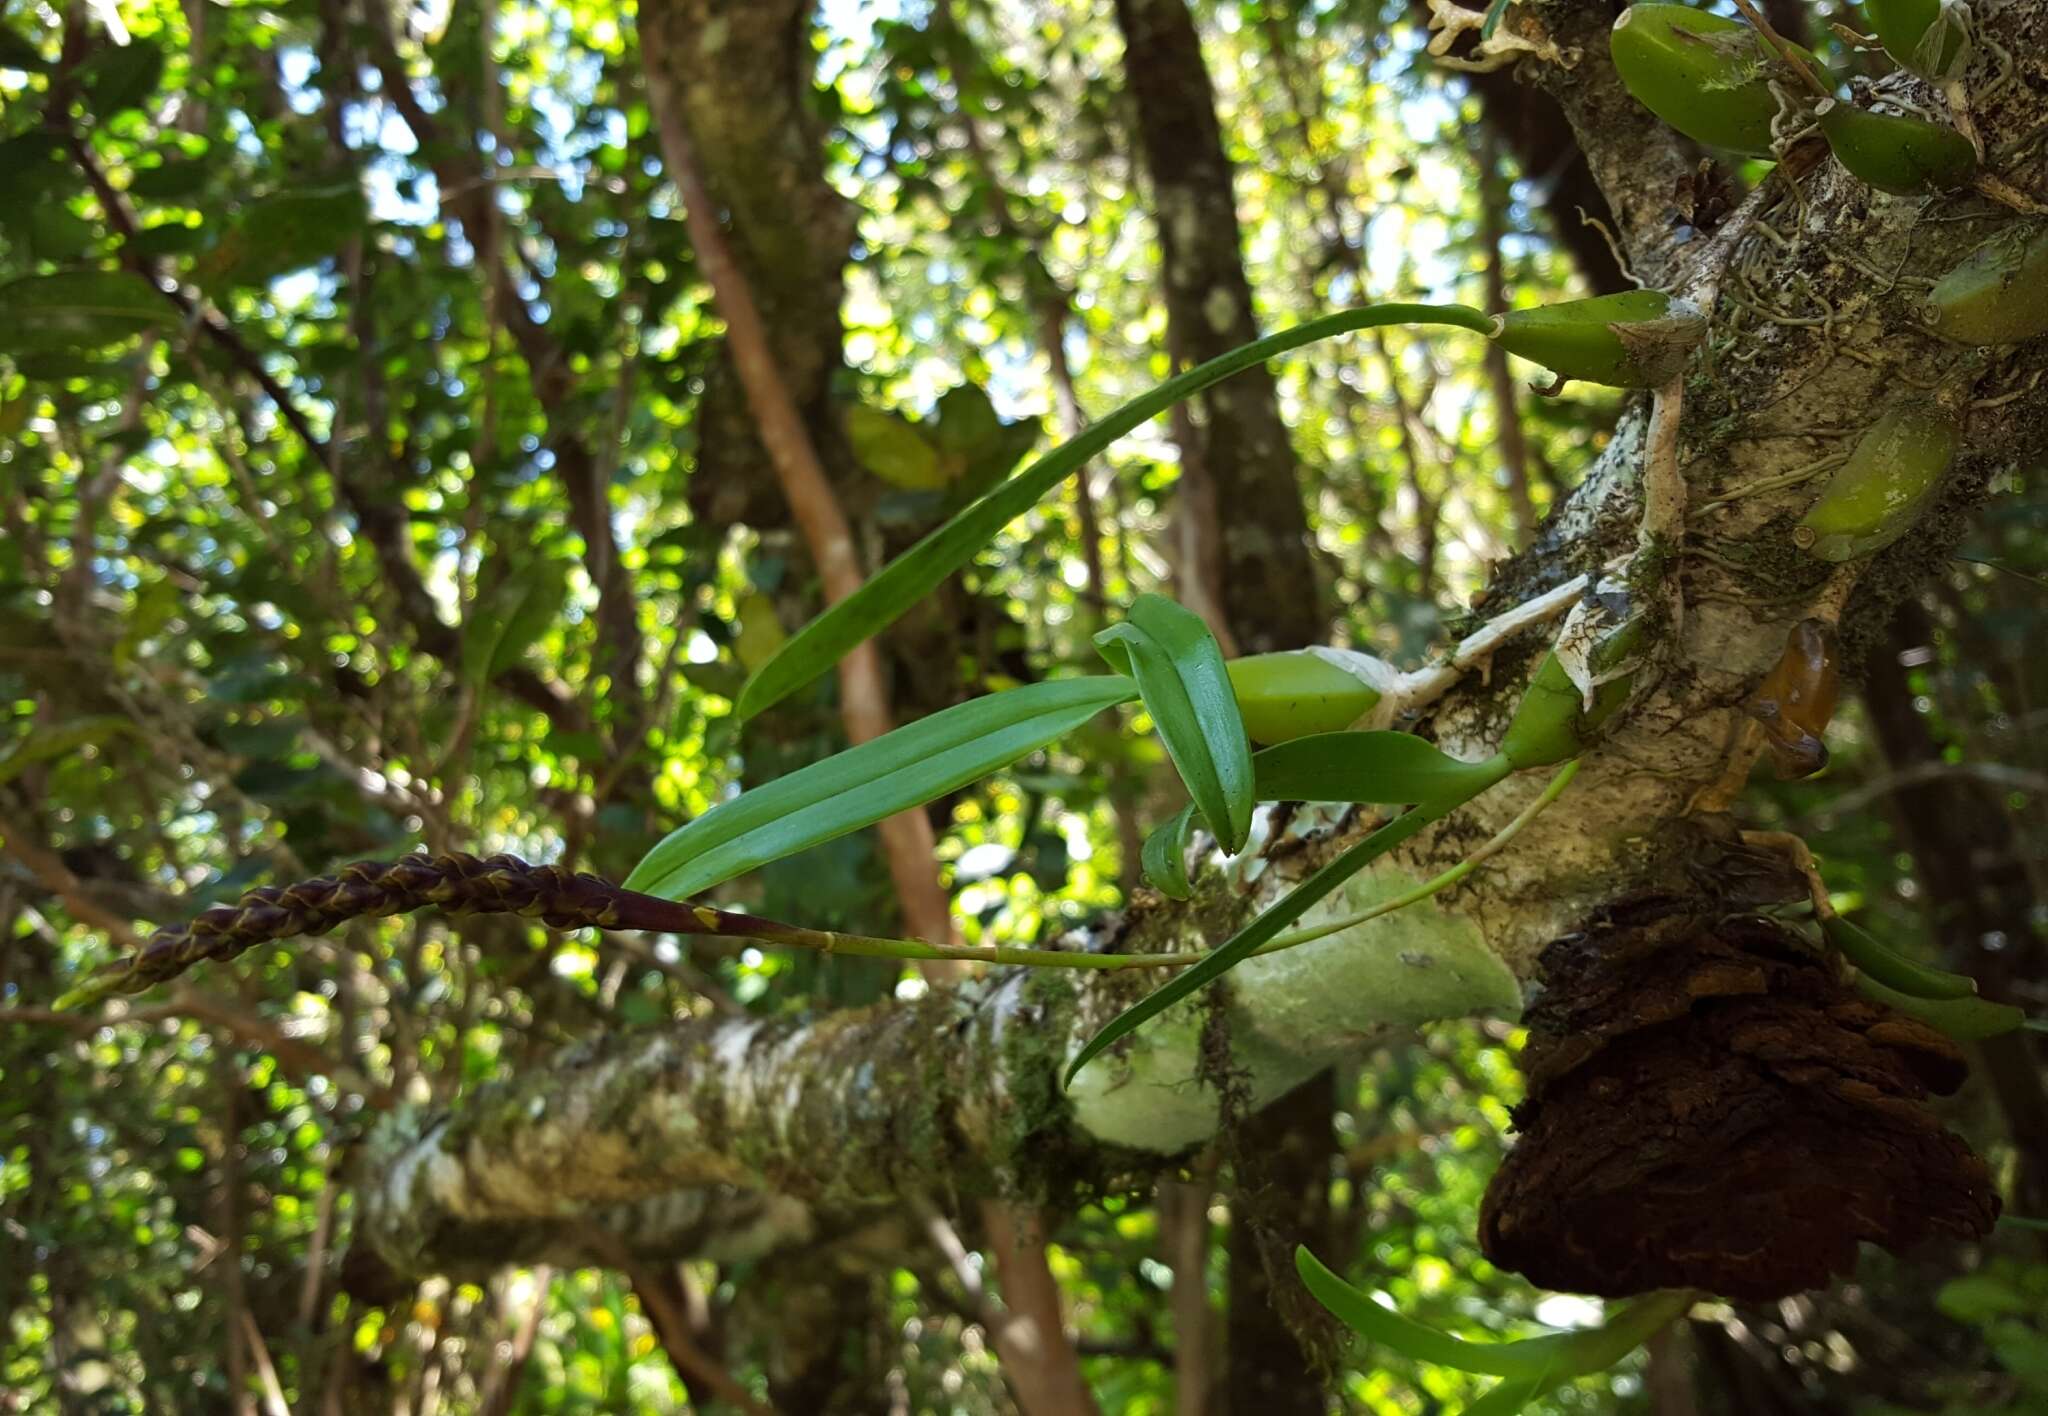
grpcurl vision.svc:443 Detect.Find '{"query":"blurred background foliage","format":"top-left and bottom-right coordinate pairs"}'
top-left (0, 0), bottom-right (2042, 1411)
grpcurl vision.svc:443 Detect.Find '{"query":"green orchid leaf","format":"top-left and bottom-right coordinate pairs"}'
top-left (1296, 1247), bottom-right (1693, 1386)
top-left (1141, 805), bottom-right (1197, 901)
top-left (626, 676), bottom-right (1136, 901)
top-left (735, 302), bottom-right (1494, 723)
top-left (1096, 594), bottom-right (1253, 854)
top-left (1253, 732), bottom-right (1511, 812)
top-left (1295, 1246), bottom-right (1564, 1378)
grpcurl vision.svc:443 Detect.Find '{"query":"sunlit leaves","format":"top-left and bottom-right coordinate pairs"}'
top-left (0, 716), bottom-right (139, 786)
top-left (626, 676), bottom-right (1136, 902)
top-left (0, 271), bottom-right (166, 354)
top-left (79, 38), bottom-right (166, 118)
top-left (195, 186), bottom-right (370, 290)
top-left (462, 557), bottom-right (570, 689)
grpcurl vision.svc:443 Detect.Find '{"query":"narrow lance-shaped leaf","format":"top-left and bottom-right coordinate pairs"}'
top-left (1096, 594), bottom-right (1253, 854)
top-left (1294, 1247), bottom-right (1693, 1381)
top-left (736, 302), bottom-right (1495, 722)
top-left (1252, 732), bottom-right (1510, 812)
top-left (626, 676), bottom-right (1137, 902)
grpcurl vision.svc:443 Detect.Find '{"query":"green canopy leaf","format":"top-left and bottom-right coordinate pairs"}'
top-left (0, 271), bottom-right (167, 354)
top-left (197, 186), bottom-right (369, 290)
top-left (847, 403), bottom-right (948, 489)
top-left (0, 716), bottom-right (139, 786)
top-left (81, 38), bottom-right (166, 117)
top-left (626, 675), bottom-right (1137, 901)
top-left (461, 558), bottom-right (569, 688)
top-left (1095, 594), bottom-right (1253, 854)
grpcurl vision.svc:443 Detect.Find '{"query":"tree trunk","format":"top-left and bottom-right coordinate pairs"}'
top-left (1112, 0), bottom-right (1324, 655)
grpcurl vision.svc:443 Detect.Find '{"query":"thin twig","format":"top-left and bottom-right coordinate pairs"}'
top-left (0, 804), bottom-right (148, 950)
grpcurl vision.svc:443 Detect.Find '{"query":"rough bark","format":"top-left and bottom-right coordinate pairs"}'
top-left (1112, 0), bottom-right (1324, 654)
top-left (359, 0), bottom-right (2048, 1300)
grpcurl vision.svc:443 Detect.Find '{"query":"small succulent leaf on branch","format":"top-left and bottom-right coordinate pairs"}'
top-left (1816, 99), bottom-right (1978, 195)
top-left (1140, 805), bottom-right (1197, 900)
top-left (1726, 0), bottom-right (1836, 99)
top-left (1865, 0), bottom-right (1973, 80)
top-left (626, 676), bottom-right (1137, 902)
top-left (735, 303), bottom-right (1496, 722)
top-left (1095, 594), bottom-right (1255, 854)
top-left (1924, 226), bottom-right (2048, 346)
top-left (1609, 5), bottom-right (1825, 156)
top-left (1225, 648), bottom-right (1393, 744)
top-left (1795, 401), bottom-right (1959, 561)
top-left (1489, 291), bottom-right (1707, 389)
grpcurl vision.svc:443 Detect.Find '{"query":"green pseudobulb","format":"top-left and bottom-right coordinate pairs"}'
top-left (1925, 226), bottom-right (2048, 346)
top-left (1610, 4), bottom-right (1824, 157)
top-left (1491, 290), bottom-right (1706, 390)
top-left (1816, 99), bottom-right (1976, 195)
top-left (1797, 401), bottom-right (1959, 561)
